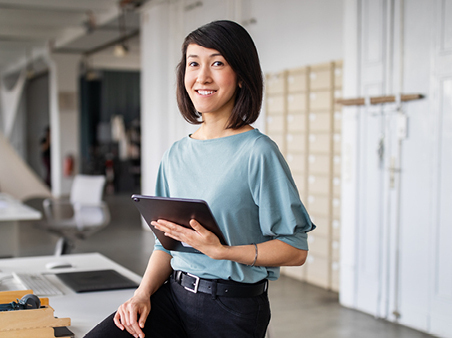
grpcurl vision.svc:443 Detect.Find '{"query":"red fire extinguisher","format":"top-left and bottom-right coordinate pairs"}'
top-left (64, 154), bottom-right (74, 177)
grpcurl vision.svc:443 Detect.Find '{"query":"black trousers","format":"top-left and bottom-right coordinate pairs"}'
top-left (84, 277), bottom-right (271, 338)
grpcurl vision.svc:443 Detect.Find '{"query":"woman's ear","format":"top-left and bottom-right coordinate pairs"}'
top-left (238, 81), bottom-right (243, 88)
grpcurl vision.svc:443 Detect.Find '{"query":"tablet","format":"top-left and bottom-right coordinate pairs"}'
top-left (131, 194), bottom-right (227, 253)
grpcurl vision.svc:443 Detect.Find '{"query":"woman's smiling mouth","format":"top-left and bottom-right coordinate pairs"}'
top-left (196, 90), bottom-right (216, 95)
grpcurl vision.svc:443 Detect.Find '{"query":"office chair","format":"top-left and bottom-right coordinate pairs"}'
top-left (38, 175), bottom-right (110, 255)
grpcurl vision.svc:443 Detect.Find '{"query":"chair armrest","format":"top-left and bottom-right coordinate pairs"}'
top-left (43, 198), bottom-right (72, 220)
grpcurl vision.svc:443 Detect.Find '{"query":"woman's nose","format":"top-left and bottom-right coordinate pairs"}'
top-left (196, 66), bottom-right (212, 84)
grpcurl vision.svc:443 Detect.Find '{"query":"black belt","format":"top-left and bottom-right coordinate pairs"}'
top-left (171, 270), bottom-right (268, 298)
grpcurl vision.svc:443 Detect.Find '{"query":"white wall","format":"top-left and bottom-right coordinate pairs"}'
top-left (247, 0), bottom-right (343, 73)
top-left (47, 54), bottom-right (80, 196)
top-left (0, 71), bottom-right (27, 157)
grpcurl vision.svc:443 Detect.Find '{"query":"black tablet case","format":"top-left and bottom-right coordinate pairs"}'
top-left (131, 194), bottom-right (227, 253)
top-left (56, 269), bottom-right (139, 293)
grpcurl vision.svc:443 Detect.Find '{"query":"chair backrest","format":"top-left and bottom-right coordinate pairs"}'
top-left (70, 175), bottom-right (106, 205)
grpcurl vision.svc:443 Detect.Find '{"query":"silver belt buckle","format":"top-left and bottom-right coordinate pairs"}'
top-left (184, 273), bottom-right (200, 293)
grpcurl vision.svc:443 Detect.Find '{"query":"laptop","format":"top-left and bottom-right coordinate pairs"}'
top-left (131, 194), bottom-right (227, 253)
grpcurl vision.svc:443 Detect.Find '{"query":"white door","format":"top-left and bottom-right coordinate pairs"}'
top-left (428, 1), bottom-right (452, 335)
top-left (341, 0), bottom-right (452, 336)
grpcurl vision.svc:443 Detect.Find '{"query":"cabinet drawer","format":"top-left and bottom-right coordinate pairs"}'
top-left (333, 176), bottom-right (341, 198)
top-left (287, 134), bottom-right (306, 152)
top-left (332, 197), bottom-right (341, 216)
top-left (266, 115), bottom-right (285, 133)
top-left (333, 110), bottom-right (342, 132)
top-left (333, 133), bottom-right (341, 154)
top-left (334, 67), bottom-right (343, 89)
top-left (309, 215), bottom-right (329, 237)
top-left (308, 154), bottom-right (331, 175)
top-left (309, 112), bottom-right (332, 132)
top-left (267, 95), bottom-right (285, 114)
top-left (332, 218), bottom-right (341, 240)
top-left (288, 70), bottom-right (307, 92)
top-left (333, 155), bottom-right (341, 174)
top-left (287, 113), bottom-right (306, 133)
top-left (266, 73), bottom-right (285, 94)
top-left (332, 240), bottom-right (340, 261)
top-left (308, 194), bottom-right (331, 215)
top-left (308, 174), bottom-right (330, 195)
top-left (287, 153), bottom-right (306, 172)
top-left (310, 91), bottom-right (332, 111)
top-left (309, 133), bottom-right (331, 153)
top-left (310, 68), bottom-right (331, 91)
top-left (288, 93), bottom-right (307, 112)
top-left (308, 234), bottom-right (329, 257)
top-left (334, 89), bottom-right (343, 100)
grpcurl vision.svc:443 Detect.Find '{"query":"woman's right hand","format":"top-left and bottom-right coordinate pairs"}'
top-left (113, 293), bottom-right (151, 338)
top-left (113, 250), bottom-right (172, 337)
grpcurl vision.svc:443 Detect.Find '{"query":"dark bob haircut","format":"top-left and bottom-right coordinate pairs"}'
top-left (176, 20), bottom-right (263, 129)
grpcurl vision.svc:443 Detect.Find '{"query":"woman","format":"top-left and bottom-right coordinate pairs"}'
top-left (85, 20), bottom-right (315, 338)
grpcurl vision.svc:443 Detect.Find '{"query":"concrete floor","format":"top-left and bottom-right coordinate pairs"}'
top-left (17, 194), bottom-right (434, 338)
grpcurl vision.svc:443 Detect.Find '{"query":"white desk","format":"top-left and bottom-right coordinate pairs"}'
top-left (0, 193), bottom-right (42, 257)
top-left (0, 253), bottom-right (142, 337)
top-left (0, 193), bottom-right (42, 221)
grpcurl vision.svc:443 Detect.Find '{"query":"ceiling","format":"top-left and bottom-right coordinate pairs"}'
top-left (0, 0), bottom-right (145, 75)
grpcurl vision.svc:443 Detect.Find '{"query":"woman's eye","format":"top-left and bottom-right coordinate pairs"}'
top-left (213, 61), bottom-right (224, 66)
top-left (188, 61), bottom-right (198, 67)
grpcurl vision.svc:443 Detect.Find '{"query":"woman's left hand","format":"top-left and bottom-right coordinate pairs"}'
top-left (151, 219), bottom-right (224, 259)
top-left (152, 219), bottom-right (308, 267)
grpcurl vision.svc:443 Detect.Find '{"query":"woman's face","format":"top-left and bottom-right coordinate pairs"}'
top-left (184, 44), bottom-right (239, 118)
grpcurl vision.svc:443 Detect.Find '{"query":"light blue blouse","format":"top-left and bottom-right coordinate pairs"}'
top-left (154, 128), bottom-right (315, 283)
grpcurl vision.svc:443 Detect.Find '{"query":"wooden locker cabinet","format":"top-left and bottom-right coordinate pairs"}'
top-left (310, 91), bottom-right (333, 110)
top-left (267, 95), bottom-right (285, 113)
top-left (265, 61), bottom-right (343, 292)
top-left (267, 72), bottom-right (286, 93)
top-left (310, 112), bottom-right (333, 132)
top-left (309, 174), bottom-right (330, 195)
top-left (266, 115), bottom-right (285, 134)
top-left (287, 69), bottom-right (307, 92)
top-left (287, 113), bottom-right (307, 132)
top-left (288, 93), bottom-right (307, 112)
top-left (334, 110), bottom-right (342, 132)
top-left (308, 234), bottom-right (329, 256)
top-left (309, 154), bottom-right (332, 176)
